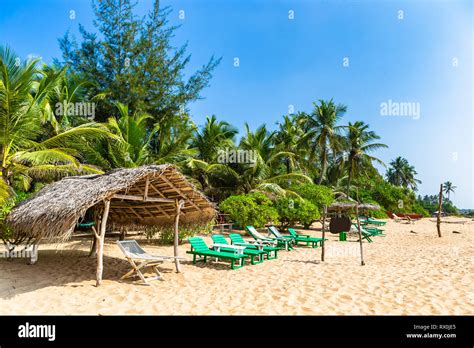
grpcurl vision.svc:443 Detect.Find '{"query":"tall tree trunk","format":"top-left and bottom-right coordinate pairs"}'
top-left (437, 184), bottom-right (443, 238)
top-left (317, 148), bottom-right (327, 184)
top-left (346, 164), bottom-right (353, 197)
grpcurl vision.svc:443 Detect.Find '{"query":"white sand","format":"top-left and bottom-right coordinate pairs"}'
top-left (0, 217), bottom-right (472, 315)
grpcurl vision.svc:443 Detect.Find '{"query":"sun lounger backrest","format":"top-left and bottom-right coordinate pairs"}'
top-left (269, 226), bottom-right (283, 237)
top-left (287, 228), bottom-right (297, 238)
top-left (188, 237), bottom-right (210, 252)
top-left (229, 233), bottom-right (245, 244)
top-left (117, 240), bottom-right (147, 256)
top-left (211, 234), bottom-right (229, 245)
top-left (246, 226), bottom-right (266, 239)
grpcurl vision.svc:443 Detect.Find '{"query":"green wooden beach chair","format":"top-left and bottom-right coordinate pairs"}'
top-left (229, 233), bottom-right (280, 260)
top-left (350, 225), bottom-right (374, 243)
top-left (186, 237), bottom-right (248, 270)
top-left (211, 234), bottom-right (266, 264)
top-left (363, 217), bottom-right (387, 226)
top-left (287, 228), bottom-right (326, 248)
top-left (246, 225), bottom-right (293, 251)
top-left (352, 223), bottom-right (385, 236)
top-left (266, 225), bottom-right (296, 250)
top-left (245, 226), bottom-right (278, 246)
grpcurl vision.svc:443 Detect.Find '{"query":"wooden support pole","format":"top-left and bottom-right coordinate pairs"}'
top-left (321, 205), bottom-right (327, 262)
top-left (143, 176), bottom-right (150, 200)
top-left (355, 203), bottom-right (365, 266)
top-left (96, 199), bottom-right (110, 286)
top-left (437, 184), bottom-right (443, 238)
top-left (174, 199), bottom-right (185, 273)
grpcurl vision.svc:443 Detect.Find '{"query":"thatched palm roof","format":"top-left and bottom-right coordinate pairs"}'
top-left (7, 165), bottom-right (216, 243)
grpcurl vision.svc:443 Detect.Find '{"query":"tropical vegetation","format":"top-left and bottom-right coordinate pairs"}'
top-left (0, 0), bottom-right (459, 238)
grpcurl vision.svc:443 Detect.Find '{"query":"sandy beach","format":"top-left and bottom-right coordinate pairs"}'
top-left (1, 217), bottom-right (472, 315)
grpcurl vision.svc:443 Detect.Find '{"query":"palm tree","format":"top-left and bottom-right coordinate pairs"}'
top-left (237, 123), bottom-right (311, 196)
top-left (0, 46), bottom-right (103, 203)
top-left (104, 103), bottom-right (158, 167)
top-left (340, 121), bottom-right (387, 196)
top-left (300, 99), bottom-right (347, 184)
top-left (185, 115), bottom-right (238, 191)
top-left (274, 114), bottom-right (305, 174)
top-left (386, 156), bottom-right (421, 191)
top-left (443, 181), bottom-right (456, 200)
top-left (191, 115), bottom-right (238, 163)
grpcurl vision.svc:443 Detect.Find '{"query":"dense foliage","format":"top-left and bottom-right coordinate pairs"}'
top-left (274, 197), bottom-right (320, 229)
top-left (0, 0), bottom-right (461, 243)
top-left (289, 183), bottom-right (334, 211)
top-left (219, 193), bottom-right (279, 228)
top-left (417, 195), bottom-right (459, 215)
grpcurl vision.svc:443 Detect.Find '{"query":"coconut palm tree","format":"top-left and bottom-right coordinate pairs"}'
top-left (191, 115), bottom-right (238, 164)
top-left (184, 115), bottom-right (238, 191)
top-left (300, 99), bottom-right (347, 184)
top-left (0, 46), bottom-right (103, 203)
top-left (338, 121), bottom-right (387, 196)
top-left (237, 123), bottom-right (311, 196)
top-left (274, 114), bottom-right (305, 174)
top-left (443, 181), bottom-right (456, 200)
top-left (386, 156), bottom-right (421, 191)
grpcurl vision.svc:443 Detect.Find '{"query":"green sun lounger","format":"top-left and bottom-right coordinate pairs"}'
top-left (352, 223), bottom-right (385, 236)
top-left (360, 217), bottom-right (387, 226)
top-left (247, 225), bottom-right (294, 251)
top-left (186, 237), bottom-right (248, 269)
top-left (229, 233), bottom-right (280, 260)
top-left (266, 226), bottom-right (297, 251)
top-left (350, 225), bottom-right (374, 243)
top-left (211, 234), bottom-right (266, 264)
top-left (245, 226), bottom-right (278, 246)
top-left (287, 228), bottom-right (326, 248)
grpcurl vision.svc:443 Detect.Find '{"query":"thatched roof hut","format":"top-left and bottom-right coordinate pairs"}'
top-left (6, 164), bottom-right (216, 285)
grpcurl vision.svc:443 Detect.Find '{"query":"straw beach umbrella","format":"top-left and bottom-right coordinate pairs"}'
top-left (6, 164), bottom-right (216, 285)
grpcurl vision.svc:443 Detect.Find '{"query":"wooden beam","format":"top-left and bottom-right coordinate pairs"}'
top-left (143, 176), bottom-right (150, 200)
top-left (160, 176), bottom-right (202, 212)
top-left (174, 199), bottom-right (185, 273)
top-left (96, 199), bottom-right (110, 286)
top-left (128, 207), bottom-right (143, 219)
top-left (112, 194), bottom-right (175, 203)
top-left (149, 182), bottom-right (167, 198)
top-left (137, 183), bottom-right (172, 218)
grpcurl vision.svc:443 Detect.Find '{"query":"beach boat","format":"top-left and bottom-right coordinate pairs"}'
top-left (386, 211), bottom-right (423, 220)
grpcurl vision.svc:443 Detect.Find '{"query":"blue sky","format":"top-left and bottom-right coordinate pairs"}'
top-left (1, 0), bottom-right (473, 207)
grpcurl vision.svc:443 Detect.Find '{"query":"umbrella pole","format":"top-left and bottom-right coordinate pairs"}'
top-left (321, 205), bottom-right (327, 262)
top-left (355, 203), bottom-right (365, 266)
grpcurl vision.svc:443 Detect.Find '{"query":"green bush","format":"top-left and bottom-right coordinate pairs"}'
top-left (290, 183), bottom-right (334, 212)
top-left (220, 193), bottom-right (279, 228)
top-left (274, 197), bottom-right (320, 229)
top-left (0, 191), bottom-right (33, 241)
top-left (145, 220), bottom-right (214, 244)
top-left (358, 177), bottom-right (429, 216)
